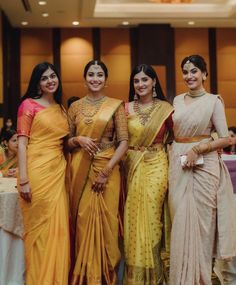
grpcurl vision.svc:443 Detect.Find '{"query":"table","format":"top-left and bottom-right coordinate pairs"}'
top-left (0, 178), bottom-right (25, 285)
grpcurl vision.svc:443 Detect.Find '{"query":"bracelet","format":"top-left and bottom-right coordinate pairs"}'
top-left (202, 142), bottom-right (213, 154)
top-left (100, 166), bottom-right (113, 178)
top-left (20, 181), bottom-right (29, 186)
top-left (192, 145), bottom-right (201, 155)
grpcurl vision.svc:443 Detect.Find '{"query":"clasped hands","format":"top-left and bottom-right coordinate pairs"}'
top-left (182, 149), bottom-right (199, 169)
top-left (74, 136), bottom-right (99, 156)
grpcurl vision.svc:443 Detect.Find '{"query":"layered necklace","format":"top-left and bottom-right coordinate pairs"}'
top-left (81, 95), bottom-right (106, 125)
top-left (186, 88), bottom-right (206, 98)
top-left (134, 99), bottom-right (159, 125)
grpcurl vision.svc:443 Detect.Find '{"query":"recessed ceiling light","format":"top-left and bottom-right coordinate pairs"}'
top-left (72, 21), bottom-right (80, 26)
top-left (42, 12), bottom-right (49, 17)
top-left (38, 1), bottom-right (47, 5)
top-left (188, 21), bottom-right (195, 25)
top-left (21, 21), bottom-right (28, 26)
top-left (122, 21), bottom-right (129, 26)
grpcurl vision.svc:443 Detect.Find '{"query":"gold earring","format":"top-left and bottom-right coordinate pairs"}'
top-left (203, 75), bottom-right (207, 81)
top-left (152, 87), bottom-right (157, 98)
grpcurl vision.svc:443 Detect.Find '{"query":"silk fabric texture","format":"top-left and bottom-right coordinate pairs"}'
top-left (69, 97), bottom-right (125, 285)
top-left (168, 94), bottom-right (236, 285)
top-left (124, 101), bottom-right (173, 285)
top-left (18, 102), bottom-right (70, 285)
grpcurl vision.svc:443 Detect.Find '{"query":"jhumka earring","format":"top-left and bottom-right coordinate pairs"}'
top-left (152, 86), bottom-right (157, 98)
top-left (134, 93), bottom-right (138, 100)
top-left (202, 75), bottom-right (207, 81)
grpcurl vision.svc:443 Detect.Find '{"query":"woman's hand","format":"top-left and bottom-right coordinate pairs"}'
top-left (76, 136), bottom-right (99, 156)
top-left (92, 173), bottom-right (108, 193)
top-left (183, 149), bottom-right (199, 168)
top-left (7, 168), bottom-right (17, 177)
top-left (20, 183), bottom-right (32, 203)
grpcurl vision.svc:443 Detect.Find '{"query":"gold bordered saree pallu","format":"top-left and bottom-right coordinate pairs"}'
top-left (124, 101), bottom-right (173, 285)
top-left (70, 97), bottom-right (123, 285)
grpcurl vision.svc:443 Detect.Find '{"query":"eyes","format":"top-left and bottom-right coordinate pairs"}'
top-left (40, 72), bottom-right (57, 82)
top-left (182, 68), bottom-right (198, 75)
top-left (133, 77), bottom-right (149, 84)
top-left (87, 72), bottom-right (105, 78)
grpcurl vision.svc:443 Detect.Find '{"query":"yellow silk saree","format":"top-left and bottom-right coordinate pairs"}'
top-left (124, 101), bottom-right (173, 285)
top-left (19, 105), bottom-right (70, 285)
top-left (69, 97), bottom-right (124, 285)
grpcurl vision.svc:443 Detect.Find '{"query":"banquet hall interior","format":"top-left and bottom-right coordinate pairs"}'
top-left (0, 0), bottom-right (236, 127)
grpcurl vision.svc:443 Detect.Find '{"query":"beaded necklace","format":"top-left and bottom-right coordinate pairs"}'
top-left (134, 99), bottom-right (159, 125)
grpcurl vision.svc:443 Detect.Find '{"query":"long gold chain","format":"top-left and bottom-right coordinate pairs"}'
top-left (81, 96), bottom-right (106, 125)
top-left (134, 99), bottom-right (158, 125)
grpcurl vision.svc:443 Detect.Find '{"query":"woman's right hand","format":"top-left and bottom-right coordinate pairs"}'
top-left (76, 136), bottom-right (99, 156)
top-left (20, 183), bottom-right (32, 203)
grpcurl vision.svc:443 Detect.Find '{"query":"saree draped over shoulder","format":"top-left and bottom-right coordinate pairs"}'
top-left (68, 97), bottom-right (128, 285)
top-left (17, 101), bottom-right (70, 285)
top-left (168, 93), bottom-right (236, 285)
top-left (124, 101), bottom-right (173, 285)
top-left (0, 147), bottom-right (17, 176)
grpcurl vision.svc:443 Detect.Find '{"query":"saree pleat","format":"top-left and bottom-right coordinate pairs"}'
top-left (124, 102), bottom-right (173, 285)
top-left (168, 94), bottom-right (236, 285)
top-left (20, 105), bottom-right (70, 285)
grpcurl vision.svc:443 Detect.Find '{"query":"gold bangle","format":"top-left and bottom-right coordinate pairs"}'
top-left (20, 181), bottom-right (29, 186)
top-left (192, 145), bottom-right (201, 155)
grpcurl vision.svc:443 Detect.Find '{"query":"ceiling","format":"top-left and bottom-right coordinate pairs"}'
top-left (1, 0), bottom-right (236, 28)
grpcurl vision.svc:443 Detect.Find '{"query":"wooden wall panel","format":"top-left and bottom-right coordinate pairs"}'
top-left (60, 29), bottom-right (93, 106)
top-left (0, 13), bottom-right (3, 127)
top-left (216, 28), bottom-right (236, 126)
top-left (175, 28), bottom-right (210, 95)
top-left (100, 28), bottom-right (131, 102)
top-left (20, 29), bottom-right (53, 96)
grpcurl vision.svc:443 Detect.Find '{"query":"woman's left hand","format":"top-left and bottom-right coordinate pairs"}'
top-left (183, 149), bottom-right (199, 168)
top-left (92, 173), bottom-right (108, 193)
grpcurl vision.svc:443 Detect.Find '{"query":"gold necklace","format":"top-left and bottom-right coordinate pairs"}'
top-left (186, 89), bottom-right (206, 98)
top-left (81, 96), bottom-right (106, 125)
top-left (134, 99), bottom-right (158, 125)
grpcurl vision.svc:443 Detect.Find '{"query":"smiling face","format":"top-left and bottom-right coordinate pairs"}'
top-left (85, 64), bottom-right (106, 93)
top-left (182, 61), bottom-right (206, 91)
top-left (133, 71), bottom-right (155, 99)
top-left (39, 68), bottom-right (59, 95)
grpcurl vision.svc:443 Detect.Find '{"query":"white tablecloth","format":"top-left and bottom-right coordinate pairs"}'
top-left (0, 178), bottom-right (25, 285)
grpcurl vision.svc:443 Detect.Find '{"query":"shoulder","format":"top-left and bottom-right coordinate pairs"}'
top-left (159, 100), bottom-right (173, 109)
top-left (18, 98), bottom-right (34, 114)
top-left (206, 93), bottom-right (224, 105)
top-left (106, 97), bottom-right (122, 105)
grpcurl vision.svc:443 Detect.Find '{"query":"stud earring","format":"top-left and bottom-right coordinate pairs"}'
top-left (152, 87), bottom-right (157, 98)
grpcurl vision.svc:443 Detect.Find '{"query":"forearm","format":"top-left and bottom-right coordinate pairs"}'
top-left (106, 140), bottom-right (128, 170)
top-left (18, 144), bottom-right (28, 182)
top-left (193, 137), bottom-right (231, 155)
top-left (65, 136), bottom-right (80, 151)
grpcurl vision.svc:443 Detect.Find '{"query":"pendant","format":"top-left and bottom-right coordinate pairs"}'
top-left (84, 118), bottom-right (93, 125)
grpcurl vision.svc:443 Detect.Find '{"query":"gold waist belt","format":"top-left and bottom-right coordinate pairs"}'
top-left (175, 135), bottom-right (211, 143)
top-left (128, 144), bottom-right (163, 152)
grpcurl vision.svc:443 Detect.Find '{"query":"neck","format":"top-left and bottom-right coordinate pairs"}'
top-left (87, 91), bottom-right (105, 100)
top-left (139, 94), bottom-right (153, 105)
top-left (41, 93), bottom-right (56, 104)
top-left (6, 149), bottom-right (15, 159)
top-left (188, 88), bottom-right (206, 97)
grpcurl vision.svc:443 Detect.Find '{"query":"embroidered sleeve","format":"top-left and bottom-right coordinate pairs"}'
top-left (114, 104), bottom-right (128, 142)
top-left (68, 101), bottom-right (79, 137)
top-left (212, 97), bottom-right (229, 138)
top-left (17, 99), bottom-right (34, 137)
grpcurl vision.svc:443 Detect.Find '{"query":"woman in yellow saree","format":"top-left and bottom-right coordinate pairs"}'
top-left (67, 60), bottom-right (128, 285)
top-left (0, 129), bottom-right (18, 177)
top-left (124, 64), bottom-right (173, 285)
top-left (17, 62), bottom-right (70, 285)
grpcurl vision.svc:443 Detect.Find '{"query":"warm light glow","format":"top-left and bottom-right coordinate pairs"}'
top-left (38, 1), bottom-right (47, 5)
top-left (21, 21), bottom-right (28, 26)
top-left (72, 21), bottom-right (80, 26)
top-left (122, 21), bottom-right (129, 26)
top-left (42, 12), bottom-right (49, 17)
top-left (150, 0), bottom-right (192, 3)
top-left (188, 21), bottom-right (195, 25)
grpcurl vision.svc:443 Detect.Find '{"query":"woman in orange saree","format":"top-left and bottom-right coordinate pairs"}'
top-left (124, 64), bottom-right (173, 285)
top-left (168, 55), bottom-right (236, 285)
top-left (67, 60), bottom-right (128, 285)
top-left (0, 129), bottom-right (18, 177)
top-left (17, 62), bottom-right (70, 285)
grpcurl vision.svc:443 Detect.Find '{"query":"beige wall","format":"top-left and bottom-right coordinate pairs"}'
top-left (60, 29), bottom-right (93, 107)
top-left (100, 28), bottom-right (131, 102)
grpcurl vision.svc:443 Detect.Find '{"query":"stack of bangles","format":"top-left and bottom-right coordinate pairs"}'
top-left (192, 142), bottom-right (213, 155)
top-left (20, 180), bottom-right (29, 187)
top-left (100, 165), bottom-right (113, 178)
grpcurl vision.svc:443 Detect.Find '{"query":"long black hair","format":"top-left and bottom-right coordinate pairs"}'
top-left (181, 55), bottom-right (208, 77)
top-left (129, 64), bottom-right (166, 102)
top-left (83, 60), bottom-right (108, 79)
top-left (2, 129), bottom-right (17, 143)
top-left (21, 62), bottom-right (62, 104)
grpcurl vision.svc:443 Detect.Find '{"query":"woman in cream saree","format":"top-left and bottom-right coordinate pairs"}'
top-left (67, 60), bottom-right (128, 285)
top-left (124, 64), bottom-right (173, 285)
top-left (168, 55), bottom-right (236, 285)
top-left (17, 62), bottom-right (70, 285)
